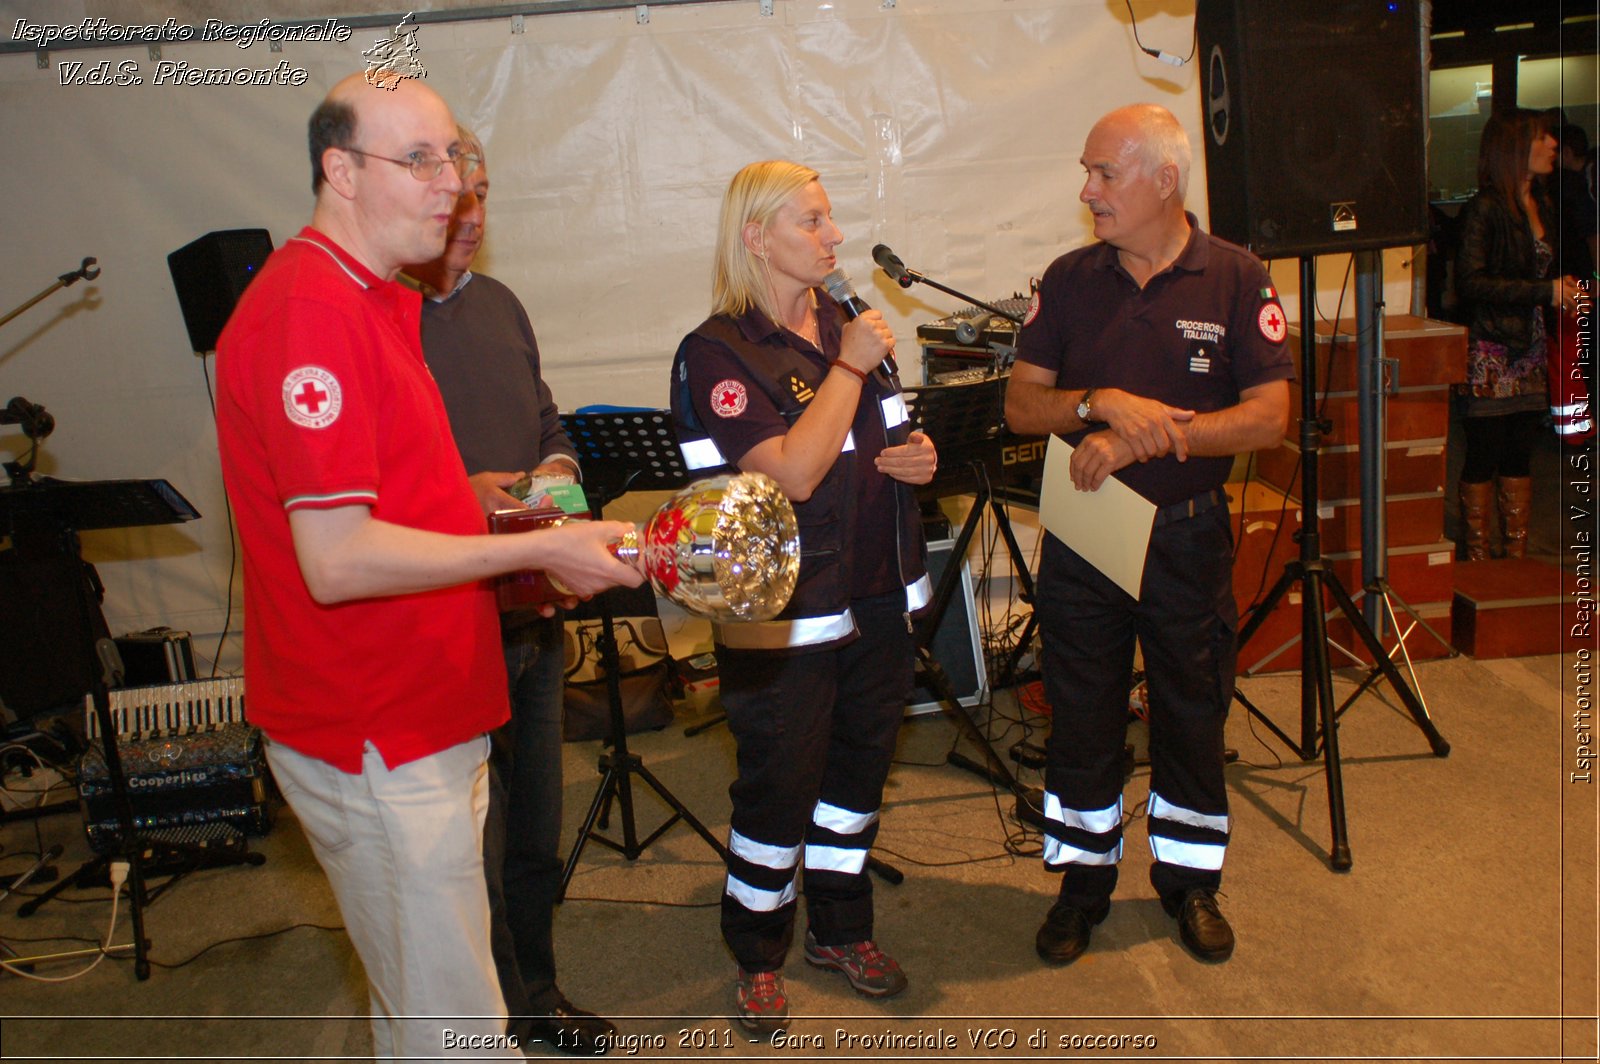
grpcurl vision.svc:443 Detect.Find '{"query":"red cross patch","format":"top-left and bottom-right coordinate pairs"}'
top-left (1022, 290), bottom-right (1042, 327)
top-left (282, 366), bottom-right (343, 429)
top-left (710, 379), bottom-right (748, 418)
top-left (1258, 302), bottom-right (1287, 344)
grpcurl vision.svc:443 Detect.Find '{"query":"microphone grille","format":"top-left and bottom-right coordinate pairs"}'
top-left (821, 269), bottom-right (855, 303)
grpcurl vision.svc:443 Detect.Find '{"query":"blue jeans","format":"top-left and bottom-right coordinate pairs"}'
top-left (483, 614), bottom-right (566, 1016)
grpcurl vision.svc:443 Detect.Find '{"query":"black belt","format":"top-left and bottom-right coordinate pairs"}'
top-left (1152, 487), bottom-right (1228, 528)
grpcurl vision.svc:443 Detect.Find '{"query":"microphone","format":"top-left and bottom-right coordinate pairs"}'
top-left (955, 313), bottom-right (992, 346)
top-left (820, 268), bottom-right (897, 377)
top-left (871, 243), bottom-right (913, 287)
top-left (0, 396), bottom-right (54, 439)
top-left (821, 268), bottom-right (872, 320)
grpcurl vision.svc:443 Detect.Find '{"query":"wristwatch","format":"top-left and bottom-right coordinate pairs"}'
top-left (1076, 388), bottom-right (1098, 423)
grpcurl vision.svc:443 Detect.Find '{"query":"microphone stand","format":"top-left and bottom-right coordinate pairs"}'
top-left (877, 261), bottom-right (1025, 325)
top-left (0, 258), bottom-right (100, 330)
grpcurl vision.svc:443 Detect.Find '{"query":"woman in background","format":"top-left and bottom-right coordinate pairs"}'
top-left (669, 160), bottom-right (936, 1034)
top-left (1455, 108), bottom-right (1586, 560)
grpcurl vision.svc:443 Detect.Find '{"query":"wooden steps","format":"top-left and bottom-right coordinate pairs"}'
top-left (1451, 557), bottom-right (1592, 659)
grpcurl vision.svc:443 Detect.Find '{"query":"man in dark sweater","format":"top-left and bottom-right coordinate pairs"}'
top-left (405, 127), bottom-right (614, 1056)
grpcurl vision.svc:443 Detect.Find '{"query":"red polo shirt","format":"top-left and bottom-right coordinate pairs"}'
top-left (215, 227), bottom-right (508, 772)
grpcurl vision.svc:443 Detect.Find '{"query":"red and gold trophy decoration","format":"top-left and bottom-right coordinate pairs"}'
top-left (491, 472), bottom-right (799, 621)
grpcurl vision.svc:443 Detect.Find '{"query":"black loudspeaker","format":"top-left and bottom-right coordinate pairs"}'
top-left (909, 538), bottom-right (988, 714)
top-left (1197, 0), bottom-right (1428, 258)
top-left (167, 229), bottom-right (274, 352)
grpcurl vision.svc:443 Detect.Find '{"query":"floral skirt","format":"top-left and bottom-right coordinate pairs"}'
top-left (1465, 334), bottom-right (1547, 401)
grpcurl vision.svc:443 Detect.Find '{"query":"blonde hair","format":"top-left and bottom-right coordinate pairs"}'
top-left (711, 160), bottom-right (821, 323)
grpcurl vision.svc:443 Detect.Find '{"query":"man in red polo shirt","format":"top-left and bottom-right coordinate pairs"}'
top-left (215, 72), bottom-right (640, 1059)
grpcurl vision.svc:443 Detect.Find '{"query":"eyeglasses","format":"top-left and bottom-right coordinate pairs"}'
top-left (345, 146), bottom-right (480, 182)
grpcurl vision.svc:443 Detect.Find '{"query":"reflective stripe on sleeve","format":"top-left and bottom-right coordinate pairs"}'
top-left (679, 437), bottom-right (726, 470)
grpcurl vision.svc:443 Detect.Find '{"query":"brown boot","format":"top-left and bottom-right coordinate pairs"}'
top-left (1459, 480), bottom-right (1493, 561)
top-left (1497, 476), bottom-right (1532, 559)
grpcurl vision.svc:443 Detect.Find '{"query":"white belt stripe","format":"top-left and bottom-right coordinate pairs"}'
top-left (803, 844), bottom-right (867, 875)
top-left (679, 437), bottom-right (726, 470)
top-left (728, 829), bottom-right (801, 870)
top-left (813, 800), bottom-right (877, 836)
top-left (1148, 792), bottom-right (1230, 834)
top-left (1557, 419), bottom-right (1593, 435)
top-left (905, 574), bottom-right (932, 613)
top-left (1043, 835), bottom-right (1123, 867)
top-left (1149, 835), bottom-right (1226, 871)
top-left (725, 874), bottom-right (798, 912)
top-left (1553, 401), bottom-right (1591, 416)
top-left (1043, 792), bottom-right (1122, 835)
top-left (715, 609), bottom-right (855, 650)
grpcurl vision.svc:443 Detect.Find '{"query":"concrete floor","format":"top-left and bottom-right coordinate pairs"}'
top-left (1, 645), bottom-right (1596, 1061)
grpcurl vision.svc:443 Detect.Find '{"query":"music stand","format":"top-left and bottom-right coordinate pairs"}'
top-left (902, 377), bottom-right (1036, 799)
top-left (1232, 259), bottom-right (1450, 872)
top-left (2, 476), bottom-right (262, 979)
top-left (554, 410), bottom-right (730, 899)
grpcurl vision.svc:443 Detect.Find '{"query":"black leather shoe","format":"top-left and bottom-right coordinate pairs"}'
top-left (1035, 896), bottom-right (1111, 966)
top-left (1169, 889), bottom-right (1234, 962)
top-left (515, 995), bottom-right (617, 1056)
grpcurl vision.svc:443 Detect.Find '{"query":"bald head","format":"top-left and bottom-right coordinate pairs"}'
top-left (1090, 104), bottom-right (1192, 202)
top-left (309, 73), bottom-right (453, 193)
top-left (1078, 103), bottom-right (1193, 259)
top-left (306, 72), bottom-right (463, 278)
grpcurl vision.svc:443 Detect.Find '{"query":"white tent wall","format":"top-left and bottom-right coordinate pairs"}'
top-left (0, 0), bottom-right (1421, 670)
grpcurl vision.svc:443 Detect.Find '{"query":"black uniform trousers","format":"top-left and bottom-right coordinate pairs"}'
top-left (1037, 499), bottom-right (1236, 911)
top-left (715, 592), bottom-right (914, 972)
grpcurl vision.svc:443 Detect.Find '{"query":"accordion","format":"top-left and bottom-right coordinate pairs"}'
top-left (78, 678), bottom-right (273, 853)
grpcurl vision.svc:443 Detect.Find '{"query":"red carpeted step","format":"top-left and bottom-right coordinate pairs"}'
top-left (1451, 557), bottom-right (1589, 659)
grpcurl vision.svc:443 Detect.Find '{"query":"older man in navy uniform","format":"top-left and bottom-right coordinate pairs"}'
top-left (1006, 103), bottom-right (1291, 966)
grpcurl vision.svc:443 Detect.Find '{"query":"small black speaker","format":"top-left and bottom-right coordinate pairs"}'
top-left (167, 229), bottom-right (274, 352)
top-left (1197, 0), bottom-right (1428, 258)
top-left (909, 539), bottom-right (988, 714)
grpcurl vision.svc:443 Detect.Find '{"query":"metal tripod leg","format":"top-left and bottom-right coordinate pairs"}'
top-left (1337, 579), bottom-right (1457, 721)
top-left (556, 593), bottom-right (729, 902)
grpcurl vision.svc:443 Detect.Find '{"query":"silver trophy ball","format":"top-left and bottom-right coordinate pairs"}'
top-left (614, 472), bottom-right (799, 623)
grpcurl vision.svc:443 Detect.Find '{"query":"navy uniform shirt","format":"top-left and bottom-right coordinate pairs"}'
top-left (1016, 213), bottom-right (1294, 505)
top-left (679, 297), bottom-right (902, 596)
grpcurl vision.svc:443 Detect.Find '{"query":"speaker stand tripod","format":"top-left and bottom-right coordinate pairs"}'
top-left (555, 411), bottom-right (730, 900)
top-left (1340, 250), bottom-right (1457, 717)
top-left (1232, 258), bottom-right (1450, 872)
